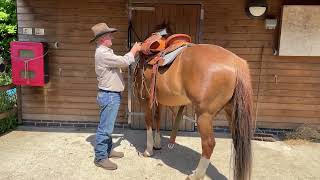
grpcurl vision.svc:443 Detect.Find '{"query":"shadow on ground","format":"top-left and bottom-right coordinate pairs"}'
top-left (86, 129), bottom-right (228, 180)
top-left (15, 126), bottom-right (228, 179)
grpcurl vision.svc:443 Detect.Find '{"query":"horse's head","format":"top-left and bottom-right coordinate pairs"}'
top-left (140, 21), bottom-right (173, 56)
top-left (132, 21), bottom-right (174, 99)
top-left (154, 20), bottom-right (173, 37)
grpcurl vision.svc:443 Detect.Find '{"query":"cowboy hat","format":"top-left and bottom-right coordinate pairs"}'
top-left (90, 23), bottom-right (118, 43)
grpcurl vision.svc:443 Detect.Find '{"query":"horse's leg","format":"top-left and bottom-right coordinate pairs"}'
top-left (154, 104), bottom-right (162, 150)
top-left (187, 113), bottom-right (215, 180)
top-left (143, 103), bottom-right (154, 157)
top-left (169, 106), bottom-right (185, 148)
top-left (224, 103), bottom-right (233, 128)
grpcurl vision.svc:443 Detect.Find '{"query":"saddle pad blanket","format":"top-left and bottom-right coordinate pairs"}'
top-left (161, 45), bottom-right (188, 67)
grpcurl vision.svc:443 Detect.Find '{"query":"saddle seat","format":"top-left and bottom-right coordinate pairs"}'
top-left (144, 34), bottom-right (192, 66)
top-left (165, 34), bottom-right (192, 47)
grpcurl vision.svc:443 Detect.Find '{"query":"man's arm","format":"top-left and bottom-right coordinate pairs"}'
top-left (98, 42), bottom-right (141, 68)
top-left (100, 50), bottom-right (135, 68)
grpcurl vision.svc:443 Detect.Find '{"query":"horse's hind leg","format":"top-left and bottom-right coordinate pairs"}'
top-left (224, 103), bottom-right (233, 128)
top-left (187, 113), bottom-right (215, 180)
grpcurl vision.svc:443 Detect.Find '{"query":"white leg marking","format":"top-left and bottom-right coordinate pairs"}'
top-left (187, 157), bottom-right (210, 180)
top-left (143, 127), bottom-right (154, 157)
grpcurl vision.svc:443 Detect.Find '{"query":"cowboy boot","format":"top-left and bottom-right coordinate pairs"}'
top-left (109, 150), bottom-right (124, 159)
top-left (94, 159), bottom-right (117, 170)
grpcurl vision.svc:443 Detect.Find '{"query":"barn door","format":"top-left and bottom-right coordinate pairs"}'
top-left (128, 4), bottom-right (201, 131)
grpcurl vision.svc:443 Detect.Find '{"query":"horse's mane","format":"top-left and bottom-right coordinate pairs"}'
top-left (153, 21), bottom-right (173, 38)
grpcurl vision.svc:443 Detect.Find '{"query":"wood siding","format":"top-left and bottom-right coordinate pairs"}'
top-left (201, 0), bottom-right (320, 129)
top-left (16, 0), bottom-right (320, 129)
top-left (17, 0), bottom-right (129, 123)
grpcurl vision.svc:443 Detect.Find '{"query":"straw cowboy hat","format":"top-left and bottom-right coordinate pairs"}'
top-left (90, 23), bottom-right (118, 43)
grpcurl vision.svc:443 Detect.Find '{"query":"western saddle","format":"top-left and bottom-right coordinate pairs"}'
top-left (141, 33), bottom-right (192, 65)
top-left (140, 33), bottom-right (193, 108)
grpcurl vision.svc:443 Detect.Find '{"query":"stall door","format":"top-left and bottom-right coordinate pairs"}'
top-left (129, 4), bottom-right (201, 131)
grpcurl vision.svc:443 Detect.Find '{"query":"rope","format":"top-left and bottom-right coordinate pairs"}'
top-left (254, 45), bottom-right (265, 139)
top-left (11, 49), bottom-right (49, 62)
top-left (11, 50), bottom-right (49, 80)
top-left (129, 21), bottom-right (142, 42)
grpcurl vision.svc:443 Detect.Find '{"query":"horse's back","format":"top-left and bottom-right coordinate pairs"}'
top-left (155, 44), bottom-right (244, 109)
top-left (177, 44), bottom-right (239, 111)
top-left (179, 44), bottom-right (239, 80)
top-left (183, 44), bottom-right (242, 66)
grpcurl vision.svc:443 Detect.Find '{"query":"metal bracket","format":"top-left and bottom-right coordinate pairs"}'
top-left (127, 112), bottom-right (145, 116)
top-left (129, 7), bottom-right (155, 11)
top-left (200, 7), bottom-right (204, 20)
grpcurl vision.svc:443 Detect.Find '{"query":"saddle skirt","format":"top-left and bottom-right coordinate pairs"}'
top-left (147, 42), bottom-right (192, 67)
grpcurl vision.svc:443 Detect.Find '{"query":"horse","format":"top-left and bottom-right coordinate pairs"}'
top-left (133, 27), bottom-right (255, 180)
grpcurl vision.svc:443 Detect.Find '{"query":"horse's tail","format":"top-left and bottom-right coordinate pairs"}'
top-left (230, 58), bottom-right (254, 180)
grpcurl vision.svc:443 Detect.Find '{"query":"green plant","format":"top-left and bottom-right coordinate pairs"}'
top-left (0, 111), bottom-right (17, 134)
top-left (1, 0), bottom-right (17, 65)
top-left (0, 0), bottom-right (17, 134)
top-left (0, 90), bottom-right (17, 134)
top-left (0, 69), bottom-right (11, 85)
top-left (0, 89), bottom-right (15, 110)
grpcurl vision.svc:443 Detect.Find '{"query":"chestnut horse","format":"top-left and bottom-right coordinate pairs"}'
top-left (133, 31), bottom-right (254, 180)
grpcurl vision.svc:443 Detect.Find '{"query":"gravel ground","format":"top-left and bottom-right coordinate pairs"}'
top-left (0, 126), bottom-right (319, 180)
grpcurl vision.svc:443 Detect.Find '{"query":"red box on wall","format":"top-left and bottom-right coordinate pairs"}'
top-left (10, 41), bottom-right (49, 86)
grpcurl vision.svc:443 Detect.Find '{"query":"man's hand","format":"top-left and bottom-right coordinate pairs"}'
top-left (130, 42), bottom-right (142, 56)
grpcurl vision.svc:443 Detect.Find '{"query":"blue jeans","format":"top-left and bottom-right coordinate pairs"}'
top-left (94, 90), bottom-right (121, 162)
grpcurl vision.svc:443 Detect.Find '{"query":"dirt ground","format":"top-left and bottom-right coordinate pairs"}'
top-left (0, 126), bottom-right (319, 180)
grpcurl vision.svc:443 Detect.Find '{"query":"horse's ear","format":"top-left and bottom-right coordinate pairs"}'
top-left (154, 21), bottom-right (164, 32)
top-left (154, 20), bottom-right (172, 36)
top-left (164, 20), bottom-right (173, 35)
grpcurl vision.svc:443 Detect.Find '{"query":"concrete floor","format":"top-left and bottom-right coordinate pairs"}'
top-left (0, 126), bottom-right (319, 180)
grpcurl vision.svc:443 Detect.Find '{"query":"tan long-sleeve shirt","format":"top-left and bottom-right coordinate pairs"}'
top-left (95, 45), bottom-right (135, 92)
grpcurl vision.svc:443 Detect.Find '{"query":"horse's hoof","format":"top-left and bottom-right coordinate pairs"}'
top-left (142, 150), bottom-right (153, 157)
top-left (153, 146), bottom-right (162, 150)
top-left (185, 174), bottom-right (202, 180)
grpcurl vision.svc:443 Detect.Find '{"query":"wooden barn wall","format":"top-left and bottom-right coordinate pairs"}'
top-left (201, 0), bottom-right (320, 129)
top-left (16, 0), bottom-right (129, 123)
top-left (17, 0), bottom-right (320, 129)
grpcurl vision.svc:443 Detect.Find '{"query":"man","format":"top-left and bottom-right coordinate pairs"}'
top-left (90, 23), bottom-right (142, 170)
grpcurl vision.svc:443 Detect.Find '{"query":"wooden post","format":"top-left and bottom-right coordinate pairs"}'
top-left (127, 0), bottom-right (133, 127)
top-left (0, 83), bottom-right (15, 92)
top-left (0, 108), bottom-right (17, 120)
